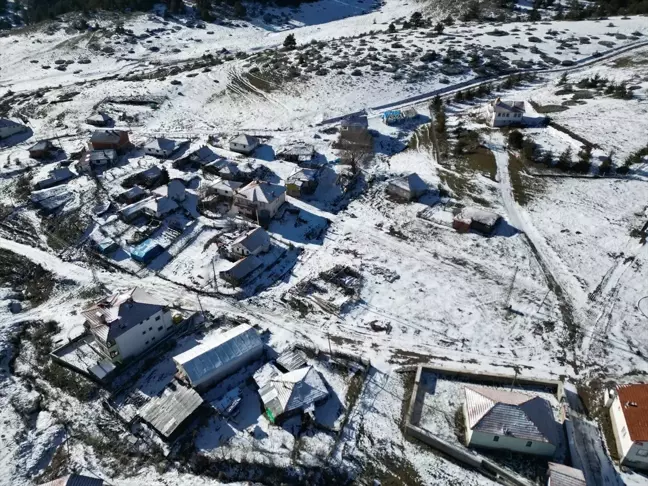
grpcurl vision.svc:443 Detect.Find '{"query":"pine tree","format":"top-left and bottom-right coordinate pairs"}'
top-left (443, 14), bottom-right (454, 25)
top-left (557, 147), bottom-right (572, 171)
top-left (234, 0), bottom-right (246, 18)
top-left (508, 130), bottom-right (524, 150)
top-left (454, 90), bottom-right (464, 102)
top-left (431, 94), bottom-right (442, 113)
top-left (410, 11), bottom-right (423, 27)
top-left (388, 23), bottom-right (396, 33)
top-left (435, 110), bottom-right (447, 133)
top-left (283, 33), bottom-right (296, 50)
top-left (434, 22), bottom-right (444, 34)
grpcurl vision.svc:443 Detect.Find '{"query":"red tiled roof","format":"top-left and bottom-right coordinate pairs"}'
top-left (617, 384), bottom-right (648, 441)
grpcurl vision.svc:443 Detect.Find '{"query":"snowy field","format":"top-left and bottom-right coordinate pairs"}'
top-left (0, 2), bottom-right (648, 485)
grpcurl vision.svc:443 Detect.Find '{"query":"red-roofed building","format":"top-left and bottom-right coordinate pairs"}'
top-left (609, 383), bottom-right (648, 470)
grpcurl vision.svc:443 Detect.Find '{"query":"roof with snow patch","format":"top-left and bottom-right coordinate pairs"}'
top-left (464, 385), bottom-right (558, 445)
top-left (260, 366), bottom-right (328, 419)
top-left (547, 462), bottom-right (586, 486)
top-left (173, 324), bottom-right (263, 387)
top-left (235, 181), bottom-right (286, 204)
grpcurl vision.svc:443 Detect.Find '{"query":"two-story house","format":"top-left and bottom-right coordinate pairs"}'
top-left (486, 98), bottom-right (526, 127)
top-left (82, 288), bottom-right (174, 363)
top-left (233, 181), bottom-right (286, 222)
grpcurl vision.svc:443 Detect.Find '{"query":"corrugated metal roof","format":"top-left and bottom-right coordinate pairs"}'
top-left (464, 386), bottom-right (558, 445)
top-left (138, 382), bottom-right (203, 438)
top-left (221, 255), bottom-right (262, 281)
top-left (261, 366), bottom-right (328, 417)
top-left (233, 227), bottom-right (270, 253)
top-left (276, 349), bottom-right (308, 372)
top-left (38, 473), bottom-right (104, 486)
top-left (173, 324), bottom-right (263, 386)
top-left (235, 181), bottom-right (285, 204)
top-left (617, 383), bottom-right (648, 441)
top-left (91, 130), bottom-right (126, 144)
top-left (547, 463), bottom-right (586, 486)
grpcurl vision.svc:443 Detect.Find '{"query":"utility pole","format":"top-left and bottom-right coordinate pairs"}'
top-left (212, 256), bottom-right (219, 293)
top-left (504, 266), bottom-right (518, 310)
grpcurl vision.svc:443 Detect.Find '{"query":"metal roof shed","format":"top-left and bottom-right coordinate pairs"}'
top-left (173, 324), bottom-right (263, 389)
top-left (137, 381), bottom-right (204, 440)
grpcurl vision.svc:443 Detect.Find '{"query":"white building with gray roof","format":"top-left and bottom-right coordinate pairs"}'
top-left (81, 288), bottom-right (174, 363)
top-left (463, 385), bottom-right (559, 456)
top-left (231, 227), bottom-right (271, 257)
top-left (229, 134), bottom-right (260, 155)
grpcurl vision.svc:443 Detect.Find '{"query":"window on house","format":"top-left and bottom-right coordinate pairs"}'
top-left (525, 441), bottom-right (532, 447)
top-left (623, 427), bottom-right (628, 437)
top-left (155, 316), bottom-right (160, 321)
top-left (145, 340), bottom-right (149, 345)
top-left (142, 330), bottom-right (146, 335)
top-left (149, 326), bottom-right (152, 331)
top-left (637, 450), bottom-right (648, 457)
top-left (167, 326), bottom-right (173, 330)
top-left (152, 337), bottom-right (156, 341)
top-left (493, 436), bottom-right (500, 442)
top-left (158, 326), bottom-right (163, 331)
top-left (110, 350), bottom-right (118, 358)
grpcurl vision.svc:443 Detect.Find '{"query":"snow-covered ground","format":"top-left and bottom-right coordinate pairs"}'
top-left (0, 4), bottom-right (648, 486)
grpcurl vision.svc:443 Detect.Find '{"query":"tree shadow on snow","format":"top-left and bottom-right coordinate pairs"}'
top-left (491, 219), bottom-right (519, 238)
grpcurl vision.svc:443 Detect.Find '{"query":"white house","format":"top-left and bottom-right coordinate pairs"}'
top-left (486, 98), bottom-right (525, 127)
top-left (229, 134), bottom-right (260, 155)
top-left (546, 463), bottom-right (586, 486)
top-left (386, 173), bottom-right (428, 201)
top-left (82, 288), bottom-right (175, 363)
top-left (173, 324), bottom-right (263, 390)
top-left (144, 138), bottom-right (187, 158)
top-left (143, 196), bottom-right (178, 218)
top-left (463, 385), bottom-right (559, 457)
top-left (234, 181), bottom-right (286, 220)
top-left (0, 118), bottom-right (27, 139)
top-left (231, 227), bottom-right (271, 257)
top-left (609, 384), bottom-right (648, 470)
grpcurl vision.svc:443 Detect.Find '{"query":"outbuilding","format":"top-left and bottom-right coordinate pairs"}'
top-left (28, 140), bottom-right (56, 159)
top-left (35, 167), bottom-right (75, 190)
top-left (286, 168), bottom-right (319, 198)
top-left (137, 382), bottom-right (204, 440)
top-left (219, 255), bottom-right (262, 285)
top-left (456, 207), bottom-right (501, 235)
top-left (80, 149), bottom-right (117, 173)
top-left (386, 173), bottom-right (428, 201)
top-left (231, 227), bottom-right (271, 257)
top-left (173, 324), bottom-right (263, 390)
